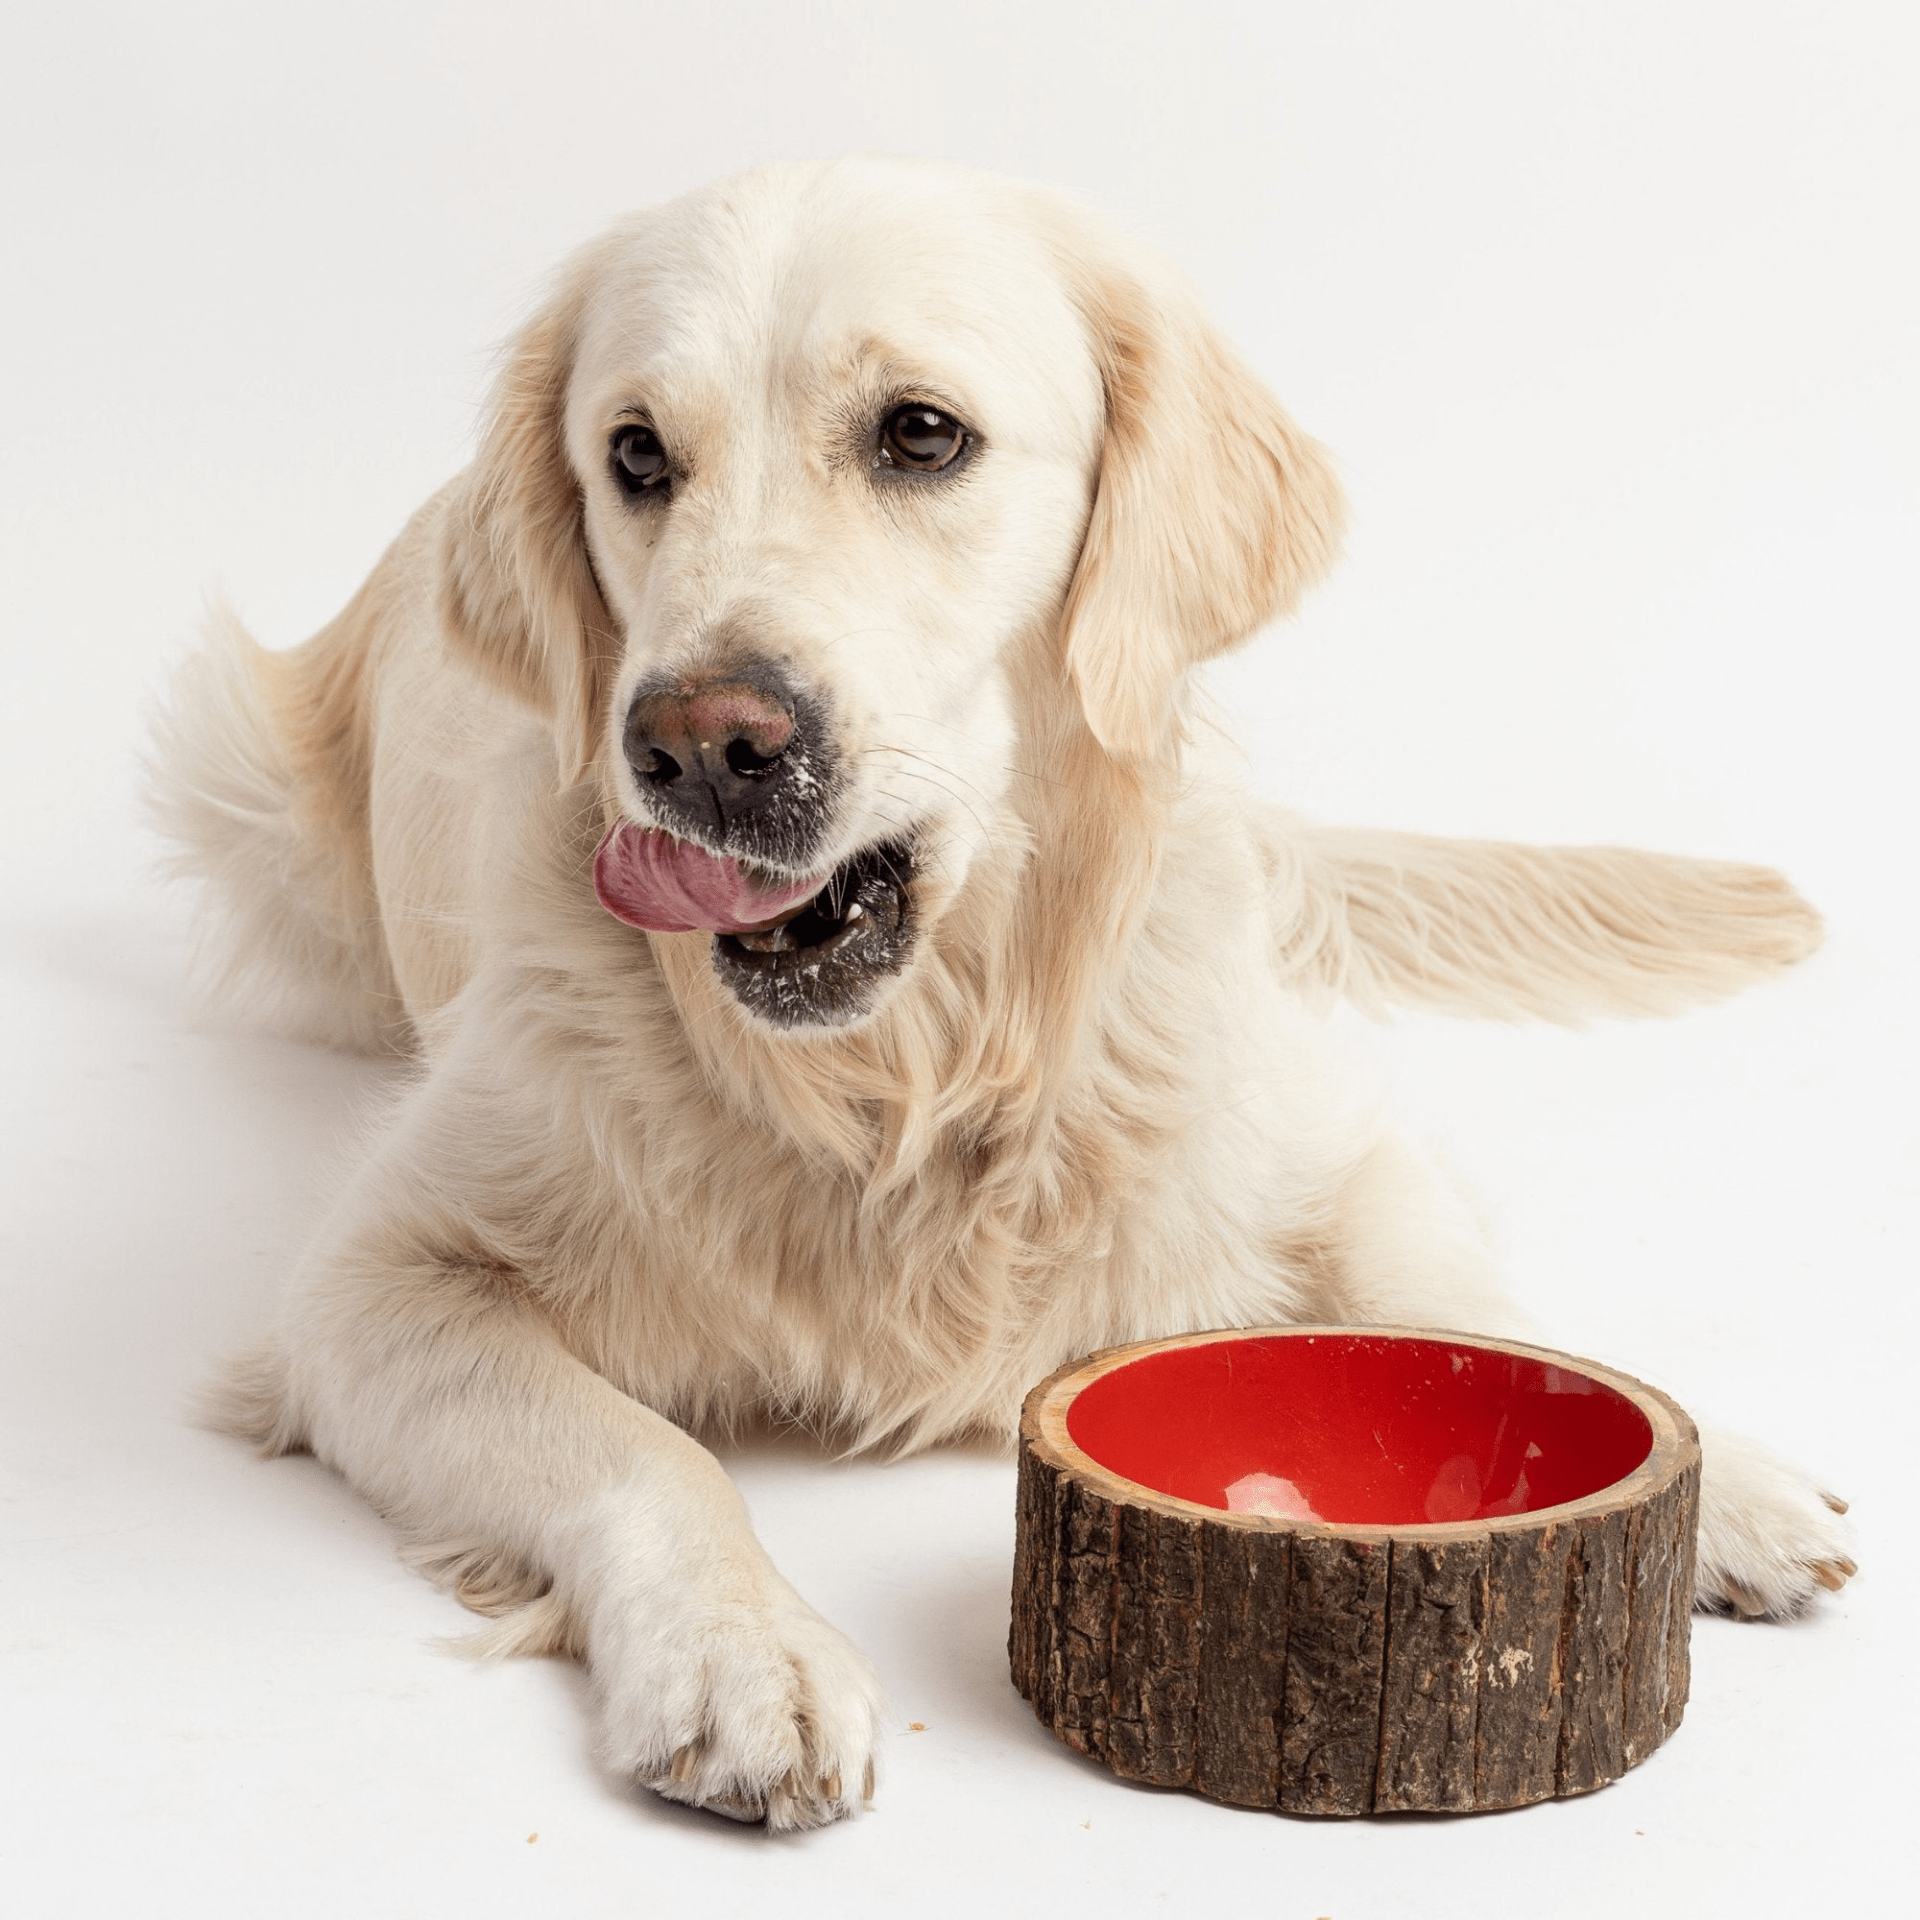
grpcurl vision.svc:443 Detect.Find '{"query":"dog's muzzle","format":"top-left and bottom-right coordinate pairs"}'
top-left (603, 664), bottom-right (919, 1026)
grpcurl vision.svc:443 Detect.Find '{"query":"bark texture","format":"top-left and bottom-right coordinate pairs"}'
top-left (1009, 1330), bottom-right (1700, 1816)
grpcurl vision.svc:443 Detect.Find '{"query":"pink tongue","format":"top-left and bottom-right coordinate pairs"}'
top-left (593, 824), bottom-right (826, 934)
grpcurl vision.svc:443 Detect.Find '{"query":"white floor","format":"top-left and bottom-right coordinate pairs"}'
top-left (4, 6), bottom-right (1916, 1916)
top-left (5, 873), bottom-right (1911, 1917)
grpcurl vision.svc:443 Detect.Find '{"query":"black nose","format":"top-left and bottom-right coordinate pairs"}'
top-left (624, 668), bottom-right (808, 843)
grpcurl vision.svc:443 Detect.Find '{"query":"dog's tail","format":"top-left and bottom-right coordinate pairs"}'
top-left (1261, 808), bottom-right (1823, 1023)
top-left (146, 598), bottom-right (408, 1053)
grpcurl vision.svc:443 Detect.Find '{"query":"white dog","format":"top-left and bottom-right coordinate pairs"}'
top-left (152, 156), bottom-right (1854, 1830)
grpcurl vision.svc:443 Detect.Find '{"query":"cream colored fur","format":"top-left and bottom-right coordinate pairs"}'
top-left (151, 158), bottom-right (1852, 1831)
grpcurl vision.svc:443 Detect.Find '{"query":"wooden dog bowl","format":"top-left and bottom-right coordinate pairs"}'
top-left (1010, 1327), bottom-right (1699, 1814)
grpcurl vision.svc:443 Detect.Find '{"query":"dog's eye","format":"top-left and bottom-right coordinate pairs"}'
top-left (610, 423), bottom-right (670, 498)
top-left (876, 405), bottom-right (968, 474)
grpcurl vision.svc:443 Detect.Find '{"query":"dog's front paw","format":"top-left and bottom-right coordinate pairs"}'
top-left (590, 1563), bottom-right (885, 1831)
top-left (1696, 1425), bottom-right (1857, 1619)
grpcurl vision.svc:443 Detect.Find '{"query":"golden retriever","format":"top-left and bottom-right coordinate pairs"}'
top-left (151, 156), bottom-right (1854, 1830)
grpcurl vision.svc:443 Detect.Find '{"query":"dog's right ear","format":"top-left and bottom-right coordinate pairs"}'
top-left (438, 290), bottom-right (614, 787)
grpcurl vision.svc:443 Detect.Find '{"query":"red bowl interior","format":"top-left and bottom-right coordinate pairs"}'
top-left (1064, 1333), bottom-right (1653, 1525)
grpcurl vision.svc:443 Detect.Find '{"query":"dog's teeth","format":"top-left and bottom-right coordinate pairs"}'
top-left (737, 923), bottom-right (799, 954)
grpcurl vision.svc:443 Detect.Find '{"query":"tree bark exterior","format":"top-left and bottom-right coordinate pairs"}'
top-left (1010, 1328), bottom-right (1699, 1815)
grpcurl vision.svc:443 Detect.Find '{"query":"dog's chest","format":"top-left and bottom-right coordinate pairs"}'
top-left (573, 1064), bottom-right (1320, 1438)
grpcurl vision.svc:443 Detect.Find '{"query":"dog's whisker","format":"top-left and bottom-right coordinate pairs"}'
top-left (869, 775), bottom-right (996, 856)
top-left (861, 748), bottom-right (1012, 837)
top-left (865, 735), bottom-right (1068, 792)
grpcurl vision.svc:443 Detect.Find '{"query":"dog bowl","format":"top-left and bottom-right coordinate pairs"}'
top-left (1010, 1327), bottom-right (1699, 1814)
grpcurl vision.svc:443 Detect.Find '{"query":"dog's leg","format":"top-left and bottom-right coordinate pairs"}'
top-left (1315, 1129), bottom-right (1856, 1616)
top-left (1302, 1132), bottom-right (1532, 1336)
top-left (1260, 808), bottom-right (1822, 1022)
top-left (236, 1232), bottom-right (884, 1830)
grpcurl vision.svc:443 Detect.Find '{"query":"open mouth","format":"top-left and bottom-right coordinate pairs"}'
top-left (715, 839), bottom-right (916, 1027)
top-left (593, 818), bottom-right (918, 1027)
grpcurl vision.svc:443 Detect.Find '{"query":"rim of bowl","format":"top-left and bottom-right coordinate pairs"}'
top-left (1020, 1324), bottom-right (1700, 1540)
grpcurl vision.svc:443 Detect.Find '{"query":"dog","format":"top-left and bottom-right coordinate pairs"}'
top-left (151, 156), bottom-right (1855, 1830)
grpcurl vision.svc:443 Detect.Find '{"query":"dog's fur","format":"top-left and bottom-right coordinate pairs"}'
top-left (151, 158), bottom-right (1854, 1830)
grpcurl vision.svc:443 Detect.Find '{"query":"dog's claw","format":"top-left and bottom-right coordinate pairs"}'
top-left (1721, 1578), bottom-right (1769, 1618)
top-left (862, 1758), bottom-right (875, 1803)
top-left (646, 1756), bottom-right (865, 1830)
top-left (764, 1777), bottom-right (813, 1830)
top-left (1821, 1491), bottom-right (1850, 1515)
top-left (1812, 1556), bottom-right (1857, 1592)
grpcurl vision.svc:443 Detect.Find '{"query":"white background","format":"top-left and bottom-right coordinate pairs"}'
top-left (3, 4), bottom-right (1916, 1915)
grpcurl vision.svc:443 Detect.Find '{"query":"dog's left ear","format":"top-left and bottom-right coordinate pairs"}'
top-left (438, 286), bottom-right (615, 787)
top-left (1055, 229), bottom-right (1346, 760)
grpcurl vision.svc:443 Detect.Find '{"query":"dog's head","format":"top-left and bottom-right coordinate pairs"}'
top-left (440, 158), bottom-right (1343, 1032)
